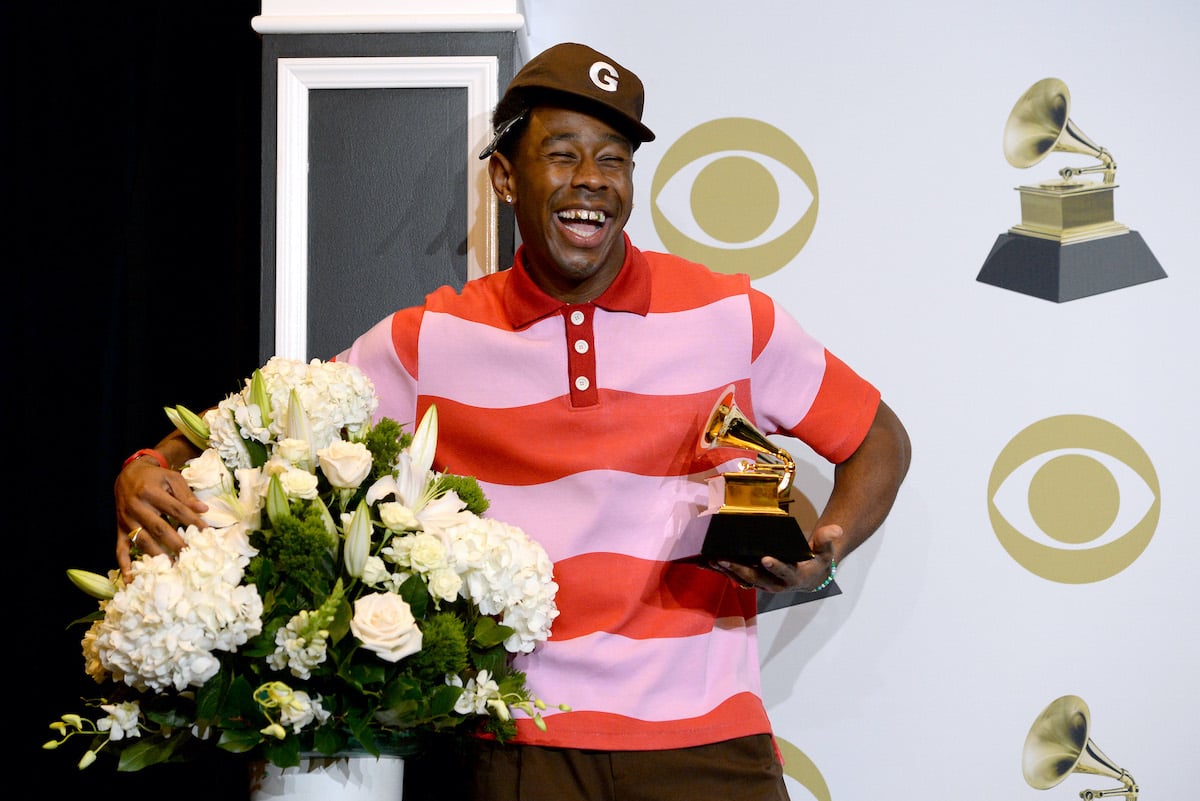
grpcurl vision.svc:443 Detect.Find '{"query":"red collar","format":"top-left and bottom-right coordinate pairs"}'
top-left (503, 233), bottom-right (652, 328)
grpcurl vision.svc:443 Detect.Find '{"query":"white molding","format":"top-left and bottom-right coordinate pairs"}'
top-left (251, 14), bottom-right (524, 34)
top-left (252, 2), bottom-right (525, 33)
top-left (260, 0), bottom-right (520, 13)
top-left (274, 56), bottom-right (500, 360)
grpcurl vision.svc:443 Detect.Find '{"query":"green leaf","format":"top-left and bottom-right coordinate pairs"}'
top-left (116, 732), bottom-right (191, 771)
top-left (244, 435), bottom-right (270, 468)
top-left (261, 735), bottom-right (301, 768)
top-left (216, 727), bottom-right (264, 754)
top-left (328, 593), bottom-right (353, 644)
top-left (426, 684), bottom-right (464, 719)
top-left (397, 573), bottom-right (430, 618)
top-left (473, 616), bottom-right (514, 649)
top-left (311, 725), bottom-right (350, 756)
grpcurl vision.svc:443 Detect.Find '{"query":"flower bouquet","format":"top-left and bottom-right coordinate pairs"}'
top-left (46, 357), bottom-right (561, 772)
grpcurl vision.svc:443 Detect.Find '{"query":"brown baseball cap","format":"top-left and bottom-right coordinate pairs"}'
top-left (479, 42), bottom-right (656, 159)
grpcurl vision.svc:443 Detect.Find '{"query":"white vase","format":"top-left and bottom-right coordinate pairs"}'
top-left (249, 754), bottom-right (405, 801)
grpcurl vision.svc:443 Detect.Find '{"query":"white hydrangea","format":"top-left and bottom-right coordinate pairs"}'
top-left (82, 524), bottom-right (263, 692)
top-left (204, 358), bottom-right (378, 471)
top-left (443, 516), bottom-right (559, 653)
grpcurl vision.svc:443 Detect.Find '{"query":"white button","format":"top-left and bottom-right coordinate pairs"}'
top-left (570, 310), bottom-right (585, 325)
top-left (574, 376), bottom-right (590, 391)
top-left (574, 339), bottom-right (589, 354)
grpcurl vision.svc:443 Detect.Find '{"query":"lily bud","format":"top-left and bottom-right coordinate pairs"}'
top-left (343, 501), bottom-right (372, 578)
top-left (313, 496), bottom-right (339, 543)
top-left (486, 698), bottom-right (511, 721)
top-left (67, 569), bottom-right (117, 600)
top-left (260, 722), bottom-right (287, 741)
top-left (286, 388), bottom-right (312, 442)
top-left (164, 405), bottom-right (211, 450)
top-left (249, 369), bottom-right (273, 429)
top-left (411, 405), bottom-right (439, 475)
top-left (266, 474), bottom-right (290, 528)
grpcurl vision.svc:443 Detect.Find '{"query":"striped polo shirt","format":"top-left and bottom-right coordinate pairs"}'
top-left (338, 235), bottom-right (880, 750)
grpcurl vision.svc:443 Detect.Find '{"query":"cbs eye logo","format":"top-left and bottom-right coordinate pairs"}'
top-left (650, 118), bottom-right (818, 278)
top-left (987, 414), bottom-right (1160, 583)
top-left (776, 737), bottom-right (830, 801)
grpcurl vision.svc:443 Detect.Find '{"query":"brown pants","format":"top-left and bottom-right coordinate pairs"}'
top-left (466, 735), bottom-right (791, 801)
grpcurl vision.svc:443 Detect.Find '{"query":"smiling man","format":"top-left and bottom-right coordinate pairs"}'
top-left (113, 42), bottom-right (911, 801)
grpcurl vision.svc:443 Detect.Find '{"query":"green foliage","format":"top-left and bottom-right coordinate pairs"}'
top-left (364, 417), bottom-right (409, 480)
top-left (408, 612), bottom-right (470, 680)
top-left (435, 473), bottom-right (490, 516)
top-left (249, 502), bottom-right (337, 603)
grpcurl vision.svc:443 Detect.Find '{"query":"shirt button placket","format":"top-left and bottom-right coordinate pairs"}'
top-left (565, 305), bottom-right (598, 407)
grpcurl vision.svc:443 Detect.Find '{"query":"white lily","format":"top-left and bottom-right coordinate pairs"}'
top-left (364, 405), bottom-right (468, 535)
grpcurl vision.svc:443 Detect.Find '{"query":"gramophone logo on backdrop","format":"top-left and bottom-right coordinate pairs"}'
top-left (976, 78), bottom-right (1166, 301)
top-left (1023, 695), bottom-right (1140, 799)
top-left (987, 414), bottom-right (1160, 583)
top-left (650, 118), bottom-right (818, 278)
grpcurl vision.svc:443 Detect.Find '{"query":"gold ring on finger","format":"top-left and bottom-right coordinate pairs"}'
top-left (128, 526), bottom-right (143, 544)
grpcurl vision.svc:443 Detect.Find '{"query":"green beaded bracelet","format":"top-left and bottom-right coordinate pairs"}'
top-left (804, 557), bottom-right (837, 592)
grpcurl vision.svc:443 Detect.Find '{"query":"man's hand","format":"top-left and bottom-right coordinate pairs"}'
top-left (113, 458), bottom-right (208, 583)
top-left (714, 523), bottom-right (843, 593)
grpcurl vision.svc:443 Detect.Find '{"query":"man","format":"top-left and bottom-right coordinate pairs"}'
top-left (115, 42), bottom-right (910, 801)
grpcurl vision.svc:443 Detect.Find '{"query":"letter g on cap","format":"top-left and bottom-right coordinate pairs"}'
top-left (589, 61), bottom-right (619, 92)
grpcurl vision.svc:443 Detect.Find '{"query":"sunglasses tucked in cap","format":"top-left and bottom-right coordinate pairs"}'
top-left (479, 42), bottom-right (656, 159)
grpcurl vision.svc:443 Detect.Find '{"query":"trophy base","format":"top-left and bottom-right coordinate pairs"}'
top-left (700, 512), bottom-right (814, 566)
top-left (976, 230), bottom-right (1165, 302)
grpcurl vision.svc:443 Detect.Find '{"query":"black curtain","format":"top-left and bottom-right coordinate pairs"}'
top-left (10, 4), bottom-right (261, 798)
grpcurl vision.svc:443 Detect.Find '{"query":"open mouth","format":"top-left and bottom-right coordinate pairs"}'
top-left (556, 208), bottom-right (608, 239)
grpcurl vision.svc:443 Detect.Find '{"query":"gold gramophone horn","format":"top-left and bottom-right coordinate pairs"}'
top-left (1003, 77), bottom-right (1117, 183)
top-left (701, 387), bottom-right (795, 498)
top-left (1022, 695), bottom-right (1138, 800)
top-left (696, 386), bottom-right (812, 565)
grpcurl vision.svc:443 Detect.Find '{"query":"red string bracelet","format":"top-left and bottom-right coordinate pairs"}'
top-left (122, 448), bottom-right (170, 470)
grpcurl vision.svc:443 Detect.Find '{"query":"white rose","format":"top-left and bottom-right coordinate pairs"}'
top-left (427, 567), bottom-right (463, 603)
top-left (317, 440), bottom-right (373, 489)
top-left (276, 438), bottom-right (311, 466)
top-left (360, 556), bottom-right (392, 587)
top-left (349, 592), bottom-right (422, 663)
top-left (408, 532), bottom-right (447, 572)
top-left (379, 502), bottom-right (419, 531)
top-left (276, 466), bottom-right (319, 500)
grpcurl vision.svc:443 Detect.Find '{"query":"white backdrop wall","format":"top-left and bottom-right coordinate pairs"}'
top-left (521, 2), bottom-right (1197, 799)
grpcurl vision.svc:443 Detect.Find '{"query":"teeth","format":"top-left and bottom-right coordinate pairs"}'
top-left (557, 209), bottom-right (606, 224)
